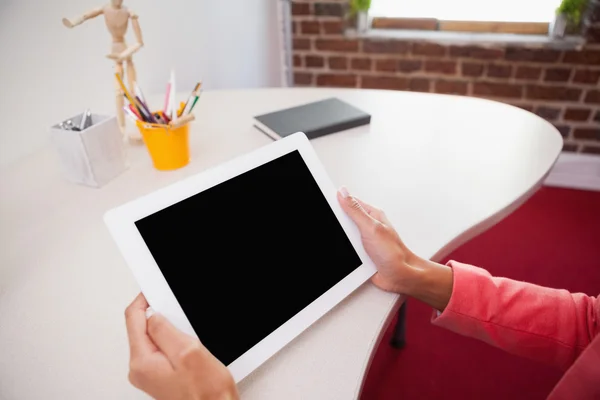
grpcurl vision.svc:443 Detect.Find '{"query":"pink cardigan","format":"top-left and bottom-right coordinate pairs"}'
top-left (433, 261), bottom-right (600, 399)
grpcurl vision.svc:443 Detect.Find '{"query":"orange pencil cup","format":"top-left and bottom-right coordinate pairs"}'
top-left (136, 119), bottom-right (190, 171)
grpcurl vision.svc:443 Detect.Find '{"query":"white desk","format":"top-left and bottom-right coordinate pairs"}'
top-left (0, 88), bottom-right (562, 399)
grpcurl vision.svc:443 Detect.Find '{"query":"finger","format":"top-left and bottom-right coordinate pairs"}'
top-left (337, 187), bottom-right (378, 233)
top-left (352, 197), bottom-right (385, 223)
top-left (125, 293), bottom-right (158, 359)
top-left (147, 313), bottom-right (199, 365)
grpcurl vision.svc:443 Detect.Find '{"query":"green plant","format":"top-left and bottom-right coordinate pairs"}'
top-left (556, 0), bottom-right (588, 25)
top-left (350, 0), bottom-right (372, 14)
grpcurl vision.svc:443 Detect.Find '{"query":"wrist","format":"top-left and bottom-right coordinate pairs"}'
top-left (398, 255), bottom-right (426, 297)
top-left (402, 256), bottom-right (454, 311)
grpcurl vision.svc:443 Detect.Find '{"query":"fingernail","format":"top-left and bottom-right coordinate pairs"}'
top-left (339, 186), bottom-right (349, 199)
top-left (145, 307), bottom-right (155, 319)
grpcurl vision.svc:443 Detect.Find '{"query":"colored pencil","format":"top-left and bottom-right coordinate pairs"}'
top-left (134, 82), bottom-right (148, 106)
top-left (136, 95), bottom-right (157, 123)
top-left (188, 91), bottom-right (202, 113)
top-left (123, 94), bottom-right (143, 119)
top-left (124, 106), bottom-right (140, 122)
top-left (180, 82), bottom-right (202, 117)
top-left (128, 104), bottom-right (142, 120)
top-left (116, 73), bottom-right (141, 113)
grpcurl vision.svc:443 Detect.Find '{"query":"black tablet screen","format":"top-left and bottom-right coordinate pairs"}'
top-left (135, 150), bottom-right (362, 366)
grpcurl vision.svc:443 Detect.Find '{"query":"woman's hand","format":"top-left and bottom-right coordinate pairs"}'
top-left (125, 294), bottom-right (239, 400)
top-left (337, 187), bottom-right (419, 294)
top-left (338, 187), bottom-right (453, 310)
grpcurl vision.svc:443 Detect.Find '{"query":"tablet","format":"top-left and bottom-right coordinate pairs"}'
top-left (104, 132), bottom-right (376, 382)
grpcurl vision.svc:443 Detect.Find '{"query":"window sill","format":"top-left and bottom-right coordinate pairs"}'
top-left (346, 28), bottom-right (585, 50)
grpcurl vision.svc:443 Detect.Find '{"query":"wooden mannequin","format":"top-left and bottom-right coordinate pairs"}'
top-left (63, 0), bottom-right (144, 140)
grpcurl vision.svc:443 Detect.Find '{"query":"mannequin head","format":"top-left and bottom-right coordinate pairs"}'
top-left (111, 0), bottom-right (123, 8)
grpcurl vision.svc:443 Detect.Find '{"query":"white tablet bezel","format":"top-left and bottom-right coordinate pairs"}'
top-left (104, 132), bottom-right (376, 382)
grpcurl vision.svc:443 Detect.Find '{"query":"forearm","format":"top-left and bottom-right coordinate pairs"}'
top-left (131, 15), bottom-right (144, 45)
top-left (119, 43), bottom-right (142, 59)
top-left (420, 260), bottom-right (599, 369)
top-left (64, 7), bottom-right (102, 27)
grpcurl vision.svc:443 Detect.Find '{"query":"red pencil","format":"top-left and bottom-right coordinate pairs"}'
top-left (129, 104), bottom-right (142, 120)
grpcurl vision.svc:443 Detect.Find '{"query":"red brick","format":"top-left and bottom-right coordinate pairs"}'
top-left (573, 128), bottom-right (600, 140)
top-left (361, 76), bottom-right (408, 90)
top-left (293, 54), bottom-right (302, 67)
top-left (294, 72), bottom-right (312, 85)
top-left (329, 56), bottom-right (348, 70)
top-left (585, 90), bottom-right (600, 104)
top-left (563, 143), bottom-right (578, 152)
top-left (351, 58), bottom-right (371, 71)
top-left (535, 106), bottom-right (561, 121)
top-left (291, 3), bottom-right (311, 16)
top-left (544, 68), bottom-right (571, 82)
top-left (292, 21), bottom-right (298, 35)
top-left (582, 145), bottom-right (600, 154)
top-left (515, 66), bottom-right (542, 80)
top-left (398, 59), bottom-right (422, 73)
top-left (434, 80), bottom-right (468, 95)
top-left (314, 2), bottom-right (345, 16)
top-left (589, 4), bottom-right (600, 28)
top-left (564, 108), bottom-right (592, 121)
top-left (526, 86), bottom-right (582, 101)
top-left (554, 124), bottom-right (571, 137)
top-left (315, 38), bottom-right (358, 52)
top-left (301, 21), bottom-right (320, 35)
top-left (363, 40), bottom-right (410, 54)
top-left (562, 50), bottom-right (600, 65)
top-left (322, 20), bottom-right (344, 34)
top-left (412, 42), bottom-right (447, 57)
top-left (573, 69), bottom-right (600, 84)
top-left (585, 26), bottom-right (600, 43)
top-left (293, 38), bottom-right (310, 50)
top-left (409, 78), bottom-right (430, 92)
top-left (505, 48), bottom-right (561, 62)
top-left (461, 62), bottom-right (484, 77)
top-left (487, 64), bottom-right (512, 78)
top-left (316, 73), bottom-right (356, 87)
top-left (424, 60), bottom-right (457, 74)
top-left (449, 45), bottom-right (504, 60)
top-left (473, 82), bottom-right (522, 98)
top-left (375, 59), bottom-right (398, 72)
top-left (305, 55), bottom-right (324, 68)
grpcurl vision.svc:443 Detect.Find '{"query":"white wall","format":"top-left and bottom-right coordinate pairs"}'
top-left (0, 0), bottom-right (284, 167)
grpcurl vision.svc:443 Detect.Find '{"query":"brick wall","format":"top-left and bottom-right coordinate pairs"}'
top-left (291, 0), bottom-right (600, 154)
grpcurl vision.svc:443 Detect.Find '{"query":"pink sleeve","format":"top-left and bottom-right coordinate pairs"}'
top-left (432, 261), bottom-right (600, 370)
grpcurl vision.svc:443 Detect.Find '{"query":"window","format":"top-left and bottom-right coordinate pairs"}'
top-left (370, 0), bottom-right (562, 34)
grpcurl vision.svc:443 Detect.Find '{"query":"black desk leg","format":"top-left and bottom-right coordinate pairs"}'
top-left (390, 301), bottom-right (407, 349)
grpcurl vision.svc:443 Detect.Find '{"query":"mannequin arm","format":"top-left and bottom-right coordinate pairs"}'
top-left (131, 12), bottom-right (144, 46)
top-left (62, 7), bottom-right (103, 28)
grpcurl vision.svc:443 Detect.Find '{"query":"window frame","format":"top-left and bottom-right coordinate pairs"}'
top-left (371, 17), bottom-right (550, 35)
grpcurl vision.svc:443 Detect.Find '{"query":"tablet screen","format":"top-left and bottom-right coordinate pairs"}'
top-left (135, 150), bottom-right (362, 366)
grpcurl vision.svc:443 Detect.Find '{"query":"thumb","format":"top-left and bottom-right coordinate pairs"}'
top-left (337, 187), bottom-right (376, 233)
top-left (147, 312), bottom-right (198, 363)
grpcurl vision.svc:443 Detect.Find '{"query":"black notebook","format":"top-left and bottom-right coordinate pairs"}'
top-left (253, 98), bottom-right (371, 140)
